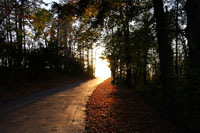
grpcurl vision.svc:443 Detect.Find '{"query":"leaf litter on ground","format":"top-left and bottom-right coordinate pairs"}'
top-left (85, 79), bottom-right (180, 132)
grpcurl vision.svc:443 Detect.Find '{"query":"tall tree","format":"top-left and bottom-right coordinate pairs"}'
top-left (185, 0), bottom-right (200, 131)
top-left (152, 0), bottom-right (175, 119)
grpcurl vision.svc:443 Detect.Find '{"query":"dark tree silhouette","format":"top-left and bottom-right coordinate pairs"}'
top-left (152, 0), bottom-right (175, 120)
top-left (186, 0), bottom-right (200, 131)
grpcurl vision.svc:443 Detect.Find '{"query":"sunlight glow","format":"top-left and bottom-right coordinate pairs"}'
top-left (95, 58), bottom-right (111, 80)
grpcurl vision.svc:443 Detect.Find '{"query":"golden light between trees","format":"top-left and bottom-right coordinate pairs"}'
top-left (95, 58), bottom-right (111, 80)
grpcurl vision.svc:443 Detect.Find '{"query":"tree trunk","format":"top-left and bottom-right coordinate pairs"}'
top-left (152, 0), bottom-right (175, 120)
top-left (143, 50), bottom-right (147, 85)
top-left (175, 0), bottom-right (179, 74)
top-left (19, 0), bottom-right (24, 65)
top-left (87, 47), bottom-right (90, 73)
top-left (119, 45), bottom-right (122, 95)
top-left (82, 48), bottom-right (85, 67)
top-left (15, 0), bottom-right (19, 66)
top-left (15, 0), bottom-right (24, 67)
top-left (113, 58), bottom-right (116, 83)
top-left (125, 27), bottom-right (132, 86)
top-left (185, 0), bottom-right (200, 131)
top-left (23, 8), bottom-right (26, 67)
top-left (91, 48), bottom-right (93, 75)
top-left (124, 2), bottom-right (132, 86)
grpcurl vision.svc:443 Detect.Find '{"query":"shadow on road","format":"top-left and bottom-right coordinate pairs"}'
top-left (0, 79), bottom-right (89, 115)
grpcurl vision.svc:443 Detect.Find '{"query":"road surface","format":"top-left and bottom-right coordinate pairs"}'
top-left (0, 78), bottom-right (105, 133)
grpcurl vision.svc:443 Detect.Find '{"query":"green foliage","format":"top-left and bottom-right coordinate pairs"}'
top-left (32, 9), bottom-right (53, 40)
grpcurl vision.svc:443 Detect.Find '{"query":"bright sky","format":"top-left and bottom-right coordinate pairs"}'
top-left (42, 0), bottom-right (59, 9)
top-left (94, 47), bottom-right (111, 80)
top-left (43, 0), bottom-right (59, 3)
top-left (95, 58), bottom-right (111, 79)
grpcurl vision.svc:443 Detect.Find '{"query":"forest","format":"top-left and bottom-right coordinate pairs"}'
top-left (0, 0), bottom-right (200, 131)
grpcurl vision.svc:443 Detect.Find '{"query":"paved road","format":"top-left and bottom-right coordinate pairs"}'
top-left (0, 78), bottom-right (104, 133)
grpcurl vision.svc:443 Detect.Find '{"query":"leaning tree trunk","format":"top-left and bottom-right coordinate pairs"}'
top-left (185, 0), bottom-right (200, 131)
top-left (152, 0), bottom-right (175, 120)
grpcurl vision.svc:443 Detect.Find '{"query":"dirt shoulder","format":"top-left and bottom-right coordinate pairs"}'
top-left (85, 79), bottom-right (180, 132)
